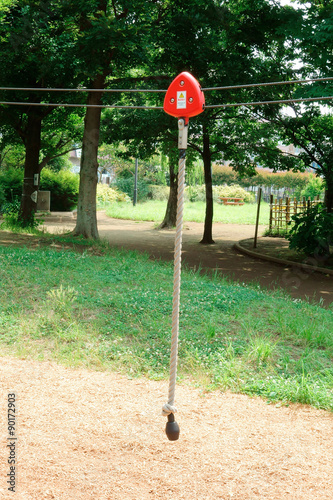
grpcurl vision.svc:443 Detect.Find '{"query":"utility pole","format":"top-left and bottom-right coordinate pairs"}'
top-left (133, 158), bottom-right (138, 206)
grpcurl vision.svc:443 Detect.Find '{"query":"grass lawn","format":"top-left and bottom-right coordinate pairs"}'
top-left (105, 200), bottom-right (270, 225)
top-left (0, 234), bottom-right (332, 411)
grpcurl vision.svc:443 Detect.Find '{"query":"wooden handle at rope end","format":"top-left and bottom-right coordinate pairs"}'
top-left (165, 413), bottom-right (180, 441)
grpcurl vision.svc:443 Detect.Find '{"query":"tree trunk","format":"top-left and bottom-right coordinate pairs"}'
top-left (72, 78), bottom-right (105, 239)
top-left (159, 159), bottom-right (178, 228)
top-left (200, 129), bottom-right (215, 244)
top-left (19, 113), bottom-right (42, 226)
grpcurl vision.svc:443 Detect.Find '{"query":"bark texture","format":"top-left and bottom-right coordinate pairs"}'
top-left (159, 160), bottom-right (178, 229)
top-left (72, 79), bottom-right (104, 239)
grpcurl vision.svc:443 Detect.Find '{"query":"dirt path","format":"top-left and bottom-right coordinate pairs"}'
top-left (0, 357), bottom-right (332, 500)
top-left (43, 212), bottom-right (333, 305)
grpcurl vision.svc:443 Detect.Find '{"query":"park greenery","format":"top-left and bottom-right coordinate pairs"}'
top-left (0, 0), bottom-right (332, 410)
top-left (0, 237), bottom-right (332, 410)
top-left (0, 167), bottom-right (80, 212)
top-left (288, 205), bottom-right (333, 262)
top-left (0, 0), bottom-right (332, 242)
top-left (1, 164), bottom-right (329, 257)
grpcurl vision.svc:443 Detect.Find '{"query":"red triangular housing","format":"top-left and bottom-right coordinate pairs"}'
top-left (163, 72), bottom-right (205, 120)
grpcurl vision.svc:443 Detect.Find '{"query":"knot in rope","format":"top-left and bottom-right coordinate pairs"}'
top-left (162, 403), bottom-right (177, 417)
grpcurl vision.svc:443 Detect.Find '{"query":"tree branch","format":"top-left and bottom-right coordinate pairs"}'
top-left (187, 141), bottom-right (203, 155)
top-left (38, 145), bottom-right (81, 171)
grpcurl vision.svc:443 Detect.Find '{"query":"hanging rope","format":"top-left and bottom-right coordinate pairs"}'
top-left (162, 148), bottom-right (186, 419)
top-left (162, 118), bottom-right (188, 441)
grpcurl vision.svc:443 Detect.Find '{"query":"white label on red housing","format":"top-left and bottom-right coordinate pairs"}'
top-left (177, 91), bottom-right (187, 109)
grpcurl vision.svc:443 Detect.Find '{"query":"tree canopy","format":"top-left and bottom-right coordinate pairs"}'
top-left (1, 0), bottom-right (332, 234)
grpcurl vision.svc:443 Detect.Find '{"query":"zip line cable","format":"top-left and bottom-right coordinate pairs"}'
top-left (205, 95), bottom-right (333, 109)
top-left (1, 94), bottom-right (332, 110)
top-left (0, 101), bottom-right (163, 109)
top-left (0, 87), bottom-right (166, 93)
top-left (0, 75), bottom-right (333, 94)
top-left (0, 77), bottom-right (332, 110)
top-left (201, 75), bottom-right (333, 91)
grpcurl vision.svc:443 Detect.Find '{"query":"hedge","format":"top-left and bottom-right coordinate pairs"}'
top-left (0, 167), bottom-right (80, 212)
top-left (97, 184), bottom-right (131, 205)
top-left (184, 184), bottom-right (255, 203)
top-left (39, 169), bottom-right (79, 211)
top-left (147, 185), bottom-right (170, 201)
top-left (212, 165), bottom-right (311, 191)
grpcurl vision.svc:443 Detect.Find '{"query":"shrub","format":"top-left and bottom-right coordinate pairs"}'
top-left (184, 184), bottom-right (255, 203)
top-left (213, 184), bottom-right (255, 203)
top-left (183, 184), bottom-right (255, 203)
top-left (0, 184), bottom-right (5, 209)
top-left (1, 211), bottom-right (40, 231)
top-left (40, 169), bottom-right (79, 211)
top-left (264, 227), bottom-right (290, 238)
top-left (0, 168), bottom-right (24, 202)
top-left (185, 185), bottom-right (206, 202)
top-left (147, 185), bottom-right (170, 201)
top-left (287, 205), bottom-right (333, 259)
top-left (97, 184), bottom-right (131, 205)
top-left (0, 197), bottom-right (20, 215)
top-left (0, 197), bottom-right (40, 230)
top-left (299, 174), bottom-right (324, 201)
